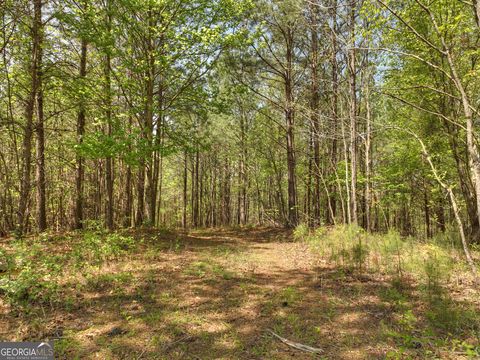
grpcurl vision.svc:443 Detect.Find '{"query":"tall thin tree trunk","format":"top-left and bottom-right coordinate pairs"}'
top-left (105, 1), bottom-right (114, 230)
top-left (35, 16), bottom-right (46, 232)
top-left (135, 165), bottom-right (145, 227)
top-left (348, 0), bottom-right (358, 225)
top-left (145, 8), bottom-right (156, 226)
top-left (341, 112), bottom-right (351, 224)
top-left (123, 161), bottom-right (132, 227)
top-left (328, 0), bottom-right (339, 225)
top-left (285, 26), bottom-right (298, 228)
top-left (424, 181), bottom-right (431, 238)
top-left (309, 2), bottom-right (321, 226)
top-left (18, 0), bottom-right (42, 235)
top-left (183, 152), bottom-right (188, 229)
top-left (194, 150), bottom-right (200, 227)
top-left (364, 58), bottom-right (372, 232)
top-left (74, 38), bottom-right (87, 230)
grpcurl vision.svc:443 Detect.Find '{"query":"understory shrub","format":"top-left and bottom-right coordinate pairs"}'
top-left (0, 231), bottom-right (136, 309)
top-left (73, 231), bottom-right (136, 266)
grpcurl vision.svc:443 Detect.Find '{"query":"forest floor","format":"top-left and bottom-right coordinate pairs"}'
top-left (0, 227), bottom-right (479, 359)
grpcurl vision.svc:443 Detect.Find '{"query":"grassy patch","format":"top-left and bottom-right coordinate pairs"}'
top-left (85, 271), bottom-right (134, 291)
top-left (184, 260), bottom-right (236, 280)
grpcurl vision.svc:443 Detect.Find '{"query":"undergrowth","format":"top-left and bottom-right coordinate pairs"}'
top-left (0, 230), bottom-right (136, 310)
top-left (298, 224), bottom-right (471, 282)
top-left (295, 223), bottom-right (480, 358)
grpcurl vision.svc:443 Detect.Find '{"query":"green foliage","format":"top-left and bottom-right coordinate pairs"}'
top-left (85, 271), bottom-right (133, 291)
top-left (301, 225), bottom-right (368, 270)
top-left (293, 223), bottom-right (309, 241)
top-left (379, 280), bottom-right (408, 310)
top-left (0, 231), bottom-right (136, 309)
top-left (73, 232), bottom-right (136, 266)
top-left (0, 262), bottom-right (59, 308)
top-left (184, 260), bottom-right (236, 280)
top-left (0, 242), bottom-right (61, 308)
top-left (302, 225), bottom-right (470, 290)
top-left (54, 335), bottom-right (81, 359)
top-left (279, 286), bottom-right (301, 305)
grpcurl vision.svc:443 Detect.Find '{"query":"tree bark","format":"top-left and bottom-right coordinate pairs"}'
top-left (74, 38), bottom-right (87, 230)
top-left (18, 0), bottom-right (42, 236)
top-left (285, 26), bottom-right (298, 228)
top-left (183, 152), bottom-right (188, 229)
top-left (364, 54), bottom-right (372, 232)
top-left (123, 161), bottom-right (132, 227)
top-left (145, 7), bottom-right (156, 226)
top-left (35, 11), bottom-right (46, 232)
top-left (309, 2), bottom-right (321, 226)
top-left (328, 0), bottom-right (339, 225)
top-left (105, 1), bottom-right (114, 230)
top-left (135, 165), bottom-right (145, 227)
top-left (348, 0), bottom-right (358, 225)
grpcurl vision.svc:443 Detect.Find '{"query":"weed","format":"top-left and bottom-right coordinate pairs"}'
top-left (184, 261), bottom-right (209, 277)
top-left (169, 237), bottom-right (183, 252)
top-left (55, 336), bottom-right (81, 359)
top-left (425, 296), bottom-right (479, 334)
top-left (279, 286), bottom-right (301, 305)
top-left (0, 242), bottom-right (62, 308)
top-left (85, 271), bottom-right (133, 291)
top-left (184, 260), bottom-right (236, 280)
top-left (73, 231), bottom-right (136, 266)
top-left (293, 223), bottom-right (309, 241)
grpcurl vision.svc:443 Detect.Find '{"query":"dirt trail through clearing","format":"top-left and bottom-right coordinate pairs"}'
top-left (1, 228), bottom-right (461, 359)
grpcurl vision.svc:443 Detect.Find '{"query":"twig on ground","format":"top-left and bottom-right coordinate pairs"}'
top-left (162, 335), bottom-right (193, 352)
top-left (136, 348), bottom-right (146, 360)
top-left (267, 329), bottom-right (323, 354)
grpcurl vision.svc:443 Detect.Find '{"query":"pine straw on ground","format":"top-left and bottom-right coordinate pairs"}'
top-left (0, 227), bottom-right (478, 359)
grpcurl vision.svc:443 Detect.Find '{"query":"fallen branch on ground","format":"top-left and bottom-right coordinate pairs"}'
top-left (267, 329), bottom-right (323, 354)
top-left (162, 335), bottom-right (194, 352)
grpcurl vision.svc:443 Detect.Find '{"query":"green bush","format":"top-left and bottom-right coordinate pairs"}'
top-left (293, 223), bottom-right (309, 241)
top-left (0, 231), bottom-right (136, 309)
top-left (73, 232), bottom-right (136, 265)
top-left (0, 262), bottom-right (59, 307)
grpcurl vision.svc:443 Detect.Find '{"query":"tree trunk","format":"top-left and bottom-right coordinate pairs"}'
top-left (123, 161), bottom-right (132, 227)
top-left (309, 2), bottom-right (321, 226)
top-left (18, 0), bottom-right (42, 236)
top-left (183, 152), bottom-right (188, 229)
top-left (74, 38), bottom-right (87, 230)
top-left (364, 56), bottom-right (372, 232)
top-left (348, 0), bottom-right (358, 225)
top-left (328, 0), bottom-right (339, 225)
top-left (194, 150), bottom-right (200, 227)
top-left (285, 26), bottom-right (298, 228)
top-left (105, 1), bottom-right (114, 230)
top-left (145, 9), bottom-right (156, 226)
top-left (424, 181), bottom-right (431, 238)
top-left (35, 15), bottom-right (46, 232)
top-left (135, 165), bottom-right (145, 227)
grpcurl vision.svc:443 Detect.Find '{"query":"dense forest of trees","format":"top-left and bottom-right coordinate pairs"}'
top-left (1, 0), bottom-right (480, 246)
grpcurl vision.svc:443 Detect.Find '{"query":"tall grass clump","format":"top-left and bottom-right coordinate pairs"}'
top-left (297, 224), bottom-right (368, 271)
top-left (296, 224), bottom-right (472, 286)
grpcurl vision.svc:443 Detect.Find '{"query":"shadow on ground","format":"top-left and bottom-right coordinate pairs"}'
top-left (1, 228), bottom-right (477, 359)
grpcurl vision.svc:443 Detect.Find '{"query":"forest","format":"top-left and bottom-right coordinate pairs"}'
top-left (1, 0), bottom-right (480, 359)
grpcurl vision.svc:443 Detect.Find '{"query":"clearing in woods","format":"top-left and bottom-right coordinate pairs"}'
top-left (0, 228), bottom-right (477, 359)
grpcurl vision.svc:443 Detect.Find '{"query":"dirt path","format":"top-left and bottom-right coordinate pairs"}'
top-left (1, 228), bottom-right (470, 359)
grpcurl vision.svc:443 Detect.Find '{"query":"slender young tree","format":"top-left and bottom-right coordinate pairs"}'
top-left (18, 0), bottom-right (43, 236)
